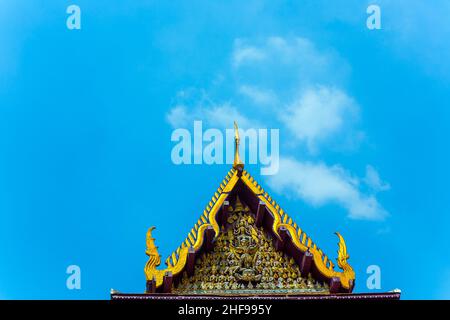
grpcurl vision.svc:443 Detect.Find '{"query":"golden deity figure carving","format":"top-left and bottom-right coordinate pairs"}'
top-left (173, 197), bottom-right (329, 295)
top-left (228, 205), bottom-right (261, 283)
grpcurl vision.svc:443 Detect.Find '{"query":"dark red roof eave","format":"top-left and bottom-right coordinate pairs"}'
top-left (111, 292), bottom-right (401, 301)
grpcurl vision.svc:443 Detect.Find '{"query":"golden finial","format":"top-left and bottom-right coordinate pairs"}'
top-left (233, 121), bottom-right (244, 169)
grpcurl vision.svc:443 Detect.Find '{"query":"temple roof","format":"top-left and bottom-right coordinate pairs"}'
top-left (145, 167), bottom-right (356, 294)
top-left (144, 123), bottom-right (356, 294)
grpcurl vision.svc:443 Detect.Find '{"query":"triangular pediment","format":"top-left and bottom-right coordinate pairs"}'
top-left (144, 167), bottom-right (355, 294)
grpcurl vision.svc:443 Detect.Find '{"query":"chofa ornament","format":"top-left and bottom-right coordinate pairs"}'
top-left (144, 227), bottom-right (161, 281)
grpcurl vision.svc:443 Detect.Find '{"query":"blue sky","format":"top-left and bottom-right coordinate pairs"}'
top-left (1, 1), bottom-right (450, 299)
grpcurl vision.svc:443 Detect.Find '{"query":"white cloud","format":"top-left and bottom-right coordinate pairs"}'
top-left (232, 40), bottom-right (266, 68)
top-left (364, 165), bottom-right (391, 192)
top-left (238, 85), bottom-right (277, 105)
top-left (166, 105), bottom-right (190, 128)
top-left (266, 36), bottom-right (330, 68)
top-left (266, 157), bottom-right (388, 220)
top-left (201, 103), bottom-right (258, 129)
top-left (280, 86), bottom-right (359, 152)
top-left (166, 96), bottom-right (257, 130)
top-left (232, 36), bottom-right (349, 87)
top-left (234, 36), bottom-right (327, 68)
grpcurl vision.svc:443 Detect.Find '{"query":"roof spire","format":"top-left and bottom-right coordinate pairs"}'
top-left (233, 121), bottom-right (244, 170)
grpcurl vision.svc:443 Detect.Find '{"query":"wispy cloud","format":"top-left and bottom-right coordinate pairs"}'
top-left (234, 36), bottom-right (334, 69)
top-left (238, 85), bottom-right (277, 106)
top-left (232, 40), bottom-right (266, 68)
top-left (166, 90), bottom-right (258, 130)
top-left (267, 157), bottom-right (388, 220)
top-left (232, 36), bottom-right (350, 88)
top-left (364, 165), bottom-right (391, 192)
top-left (280, 86), bottom-right (360, 152)
top-left (166, 105), bottom-right (190, 128)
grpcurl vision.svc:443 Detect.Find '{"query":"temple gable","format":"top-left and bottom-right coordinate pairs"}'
top-left (111, 122), bottom-right (402, 300)
top-left (143, 122), bottom-right (355, 295)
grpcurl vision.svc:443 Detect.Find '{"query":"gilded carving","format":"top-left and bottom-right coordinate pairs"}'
top-left (144, 227), bottom-right (162, 281)
top-left (173, 199), bottom-right (329, 295)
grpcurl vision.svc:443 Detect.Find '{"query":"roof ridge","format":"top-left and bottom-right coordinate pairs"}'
top-left (165, 167), bottom-right (237, 268)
